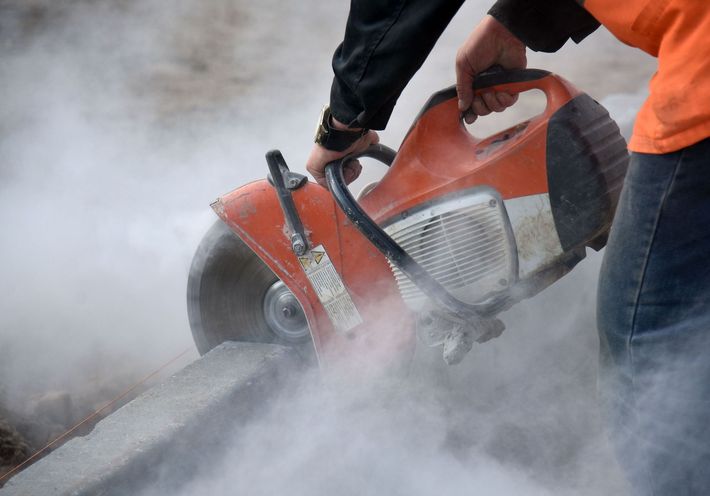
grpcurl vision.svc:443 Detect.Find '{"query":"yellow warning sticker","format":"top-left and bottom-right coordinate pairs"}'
top-left (298, 244), bottom-right (362, 333)
top-left (313, 251), bottom-right (325, 265)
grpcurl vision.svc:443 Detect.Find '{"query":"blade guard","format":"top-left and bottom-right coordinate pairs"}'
top-left (211, 179), bottom-right (415, 371)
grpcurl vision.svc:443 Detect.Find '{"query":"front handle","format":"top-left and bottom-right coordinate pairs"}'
top-left (343, 143), bottom-right (397, 167)
top-left (324, 146), bottom-right (507, 320)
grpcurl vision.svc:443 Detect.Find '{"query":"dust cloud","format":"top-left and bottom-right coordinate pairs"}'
top-left (0, 0), bottom-right (347, 409)
top-left (1, 0), bottom-right (656, 492)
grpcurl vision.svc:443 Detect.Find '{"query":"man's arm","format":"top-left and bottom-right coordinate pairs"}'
top-left (329, 0), bottom-right (466, 131)
top-left (330, 0), bottom-right (599, 131)
top-left (307, 0), bottom-right (464, 187)
top-left (307, 0), bottom-right (601, 187)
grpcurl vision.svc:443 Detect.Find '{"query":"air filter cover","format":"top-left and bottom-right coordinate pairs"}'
top-left (383, 188), bottom-right (517, 311)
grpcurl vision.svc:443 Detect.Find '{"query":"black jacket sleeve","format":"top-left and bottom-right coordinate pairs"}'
top-left (329, 0), bottom-right (600, 131)
top-left (330, 0), bottom-right (465, 130)
top-left (488, 0), bottom-right (599, 52)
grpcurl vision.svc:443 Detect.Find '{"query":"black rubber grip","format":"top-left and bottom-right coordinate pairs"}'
top-left (473, 67), bottom-right (550, 91)
top-left (338, 143), bottom-right (397, 167)
top-left (411, 68), bottom-right (552, 124)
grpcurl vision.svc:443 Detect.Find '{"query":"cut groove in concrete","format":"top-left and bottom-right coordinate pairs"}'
top-left (0, 342), bottom-right (300, 496)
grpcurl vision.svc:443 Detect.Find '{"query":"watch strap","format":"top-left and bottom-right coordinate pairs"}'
top-left (314, 106), bottom-right (367, 152)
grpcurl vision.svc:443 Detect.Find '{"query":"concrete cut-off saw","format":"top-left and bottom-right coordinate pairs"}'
top-left (187, 68), bottom-right (628, 371)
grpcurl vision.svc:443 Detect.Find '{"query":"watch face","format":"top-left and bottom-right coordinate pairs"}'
top-left (314, 105), bottom-right (330, 144)
top-left (313, 105), bottom-right (365, 151)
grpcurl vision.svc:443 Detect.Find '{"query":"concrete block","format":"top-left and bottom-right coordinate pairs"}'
top-left (0, 342), bottom-right (300, 496)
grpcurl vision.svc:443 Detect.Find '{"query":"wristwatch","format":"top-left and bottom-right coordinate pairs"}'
top-left (313, 105), bottom-right (368, 152)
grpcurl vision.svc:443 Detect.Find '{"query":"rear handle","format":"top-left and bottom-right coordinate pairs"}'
top-left (467, 68), bottom-right (575, 120)
top-left (472, 67), bottom-right (550, 92)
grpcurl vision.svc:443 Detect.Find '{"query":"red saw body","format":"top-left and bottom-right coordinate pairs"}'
top-left (199, 69), bottom-right (628, 370)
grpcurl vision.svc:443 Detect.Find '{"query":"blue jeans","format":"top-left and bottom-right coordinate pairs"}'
top-left (597, 137), bottom-right (710, 495)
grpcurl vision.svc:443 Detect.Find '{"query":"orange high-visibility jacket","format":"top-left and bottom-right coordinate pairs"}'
top-left (585, 0), bottom-right (710, 153)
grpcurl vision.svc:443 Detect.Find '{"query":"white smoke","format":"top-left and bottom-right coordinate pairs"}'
top-left (0, 0), bottom-right (347, 403)
top-left (149, 371), bottom-right (556, 496)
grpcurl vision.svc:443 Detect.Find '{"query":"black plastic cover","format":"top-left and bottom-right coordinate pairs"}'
top-left (546, 94), bottom-right (629, 252)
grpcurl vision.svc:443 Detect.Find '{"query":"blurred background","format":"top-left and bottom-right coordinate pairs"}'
top-left (0, 0), bottom-right (655, 492)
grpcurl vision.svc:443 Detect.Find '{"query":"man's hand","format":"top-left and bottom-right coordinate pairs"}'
top-left (456, 15), bottom-right (527, 124)
top-left (306, 117), bottom-right (379, 188)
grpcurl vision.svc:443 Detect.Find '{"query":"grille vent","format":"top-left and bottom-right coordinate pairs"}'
top-left (383, 190), bottom-right (515, 309)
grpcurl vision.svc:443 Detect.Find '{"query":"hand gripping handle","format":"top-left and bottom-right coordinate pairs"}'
top-left (466, 67), bottom-right (577, 121)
